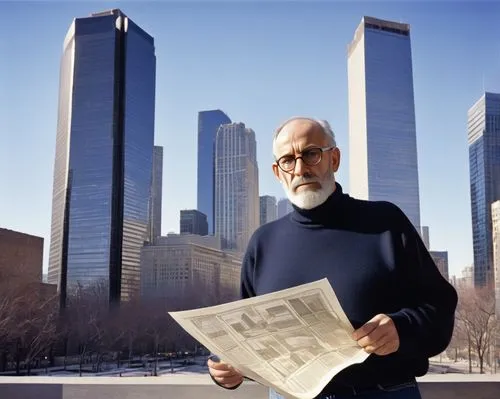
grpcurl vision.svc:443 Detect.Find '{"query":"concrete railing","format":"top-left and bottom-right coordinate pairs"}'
top-left (0, 374), bottom-right (499, 399)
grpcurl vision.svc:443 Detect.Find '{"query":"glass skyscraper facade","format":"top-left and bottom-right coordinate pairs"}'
top-left (197, 110), bottom-right (231, 234)
top-left (48, 9), bottom-right (156, 305)
top-left (348, 16), bottom-right (421, 230)
top-left (215, 123), bottom-right (259, 252)
top-left (180, 209), bottom-right (209, 236)
top-left (468, 92), bottom-right (500, 288)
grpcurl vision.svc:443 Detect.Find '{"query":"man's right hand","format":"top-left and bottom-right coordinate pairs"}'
top-left (207, 357), bottom-right (244, 389)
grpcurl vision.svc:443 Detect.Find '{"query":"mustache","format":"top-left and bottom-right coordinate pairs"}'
top-left (291, 175), bottom-right (320, 190)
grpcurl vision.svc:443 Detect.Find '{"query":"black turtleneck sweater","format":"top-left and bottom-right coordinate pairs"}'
top-left (240, 183), bottom-right (458, 392)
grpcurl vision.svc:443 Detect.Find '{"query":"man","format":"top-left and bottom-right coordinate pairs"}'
top-left (208, 117), bottom-right (458, 399)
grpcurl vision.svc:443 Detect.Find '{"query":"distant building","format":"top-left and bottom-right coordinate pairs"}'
top-left (260, 195), bottom-right (277, 225)
top-left (468, 92), bottom-right (500, 288)
top-left (215, 123), bottom-right (259, 252)
top-left (492, 200), bottom-right (500, 317)
top-left (430, 251), bottom-right (449, 281)
top-left (180, 210), bottom-right (208, 236)
top-left (277, 198), bottom-right (293, 218)
top-left (148, 145), bottom-right (163, 243)
top-left (47, 9), bottom-right (156, 305)
top-left (348, 16), bottom-right (421, 232)
top-left (197, 110), bottom-right (232, 234)
top-left (451, 265), bottom-right (474, 290)
top-left (420, 226), bottom-right (430, 249)
top-left (0, 227), bottom-right (56, 297)
top-left (140, 234), bottom-right (241, 307)
top-left (0, 228), bottom-right (43, 283)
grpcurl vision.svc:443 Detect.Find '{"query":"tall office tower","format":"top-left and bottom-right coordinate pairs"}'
top-left (148, 145), bottom-right (163, 243)
top-left (277, 198), bottom-right (293, 218)
top-left (180, 209), bottom-right (209, 236)
top-left (348, 16), bottom-right (421, 231)
top-left (215, 123), bottom-right (259, 252)
top-left (47, 9), bottom-right (156, 305)
top-left (259, 195), bottom-right (277, 226)
top-left (197, 110), bottom-right (232, 234)
top-left (420, 226), bottom-right (430, 249)
top-left (468, 92), bottom-right (500, 288)
top-left (491, 200), bottom-right (500, 317)
top-left (429, 251), bottom-right (449, 281)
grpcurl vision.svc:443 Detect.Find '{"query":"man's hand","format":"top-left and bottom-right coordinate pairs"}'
top-left (207, 357), bottom-right (244, 389)
top-left (352, 314), bottom-right (400, 356)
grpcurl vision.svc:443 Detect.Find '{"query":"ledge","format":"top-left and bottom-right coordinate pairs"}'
top-left (0, 374), bottom-right (499, 399)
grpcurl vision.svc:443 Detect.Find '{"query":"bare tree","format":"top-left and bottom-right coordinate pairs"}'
top-left (446, 321), bottom-right (466, 363)
top-left (0, 282), bottom-right (23, 372)
top-left (456, 287), bottom-right (497, 373)
top-left (65, 280), bottom-right (109, 376)
top-left (142, 299), bottom-right (173, 376)
top-left (119, 296), bottom-right (143, 367)
top-left (0, 277), bottom-right (59, 375)
top-left (16, 287), bottom-right (59, 375)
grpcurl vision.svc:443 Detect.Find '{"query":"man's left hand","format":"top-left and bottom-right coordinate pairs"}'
top-left (352, 314), bottom-right (400, 356)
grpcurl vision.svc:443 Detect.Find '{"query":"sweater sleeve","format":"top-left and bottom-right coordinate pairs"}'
top-left (388, 210), bottom-right (458, 358)
top-left (240, 233), bottom-right (257, 300)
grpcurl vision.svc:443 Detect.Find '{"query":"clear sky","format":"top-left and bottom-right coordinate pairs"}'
top-left (1, 1), bottom-right (499, 278)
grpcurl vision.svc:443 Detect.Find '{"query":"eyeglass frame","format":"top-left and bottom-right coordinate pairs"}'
top-left (274, 145), bottom-right (336, 173)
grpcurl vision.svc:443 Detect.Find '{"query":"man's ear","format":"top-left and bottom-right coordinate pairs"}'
top-left (331, 147), bottom-right (341, 173)
top-left (272, 163), bottom-right (281, 181)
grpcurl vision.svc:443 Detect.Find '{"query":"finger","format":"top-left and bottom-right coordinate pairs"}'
top-left (352, 314), bottom-right (384, 340)
top-left (357, 326), bottom-right (388, 348)
top-left (362, 333), bottom-right (391, 353)
top-left (213, 374), bottom-right (243, 387)
top-left (372, 340), bottom-right (398, 356)
top-left (207, 358), bottom-right (232, 370)
top-left (209, 369), bottom-right (241, 377)
top-left (210, 368), bottom-right (241, 378)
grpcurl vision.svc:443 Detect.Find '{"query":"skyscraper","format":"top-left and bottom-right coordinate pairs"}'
top-left (215, 123), bottom-right (259, 252)
top-left (420, 226), bottom-right (430, 249)
top-left (491, 200), bottom-right (500, 317)
top-left (468, 92), bottom-right (500, 288)
top-left (180, 209), bottom-right (208, 236)
top-left (47, 9), bottom-right (156, 305)
top-left (347, 16), bottom-right (421, 230)
top-left (277, 198), bottom-right (293, 218)
top-left (148, 145), bottom-right (163, 243)
top-left (197, 110), bottom-right (231, 234)
top-left (429, 251), bottom-right (449, 281)
top-left (260, 195), bottom-right (277, 226)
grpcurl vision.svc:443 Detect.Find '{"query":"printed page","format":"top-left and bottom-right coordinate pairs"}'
top-left (169, 278), bottom-right (369, 399)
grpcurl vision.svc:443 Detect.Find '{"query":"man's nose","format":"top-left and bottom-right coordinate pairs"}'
top-left (293, 158), bottom-right (308, 176)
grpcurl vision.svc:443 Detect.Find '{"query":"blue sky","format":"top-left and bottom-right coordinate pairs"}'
top-left (1, 1), bottom-right (499, 278)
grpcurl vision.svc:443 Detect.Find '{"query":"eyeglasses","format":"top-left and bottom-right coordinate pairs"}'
top-left (275, 146), bottom-right (335, 173)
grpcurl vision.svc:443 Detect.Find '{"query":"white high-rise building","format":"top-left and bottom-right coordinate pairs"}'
top-left (215, 123), bottom-right (259, 252)
top-left (492, 200), bottom-right (500, 317)
top-left (347, 16), bottom-right (421, 231)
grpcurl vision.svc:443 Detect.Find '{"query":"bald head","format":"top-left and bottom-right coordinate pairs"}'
top-left (273, 117), bottom-right (336, 158)
top-left (271, 117), bottom-right (341, 210)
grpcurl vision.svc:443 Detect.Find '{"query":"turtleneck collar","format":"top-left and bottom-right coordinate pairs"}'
top-left (289, 182), bottom-right (346, 226)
